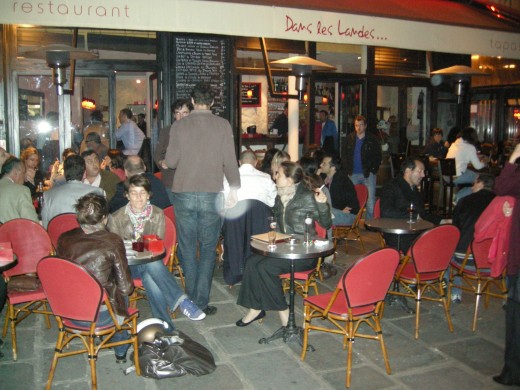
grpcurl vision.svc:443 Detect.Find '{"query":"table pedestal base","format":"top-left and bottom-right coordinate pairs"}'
top-left (258, 326), bottom-right (315, 351)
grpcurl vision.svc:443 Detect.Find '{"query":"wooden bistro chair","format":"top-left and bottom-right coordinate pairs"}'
top-left (130, 216), bottom-right (185, 311)
top-left (448, 238), bottom-right (508, 331)
top-left (37, 256), bottom-right (140, 390)
top-left (389, 224), bottom-right (460, 339)
top-left (46, 212), bottom-right (80, 251)
top-left (0, 218), bottom-right (52, 360)
top-left (332, 184), bottom-right (368, 261)
top-left (301, 247), bottom-right (400, 388)
top-left (280, 222), bottom-right (327, 298)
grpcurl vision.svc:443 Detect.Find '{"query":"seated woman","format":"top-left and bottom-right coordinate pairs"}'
top-left (236, 161), bottom-right (332, 328)
top-left (21, 146), bottom-right (44, 196)
top-left (107, 174), bottom-right (205, 329)
top-left (57, 193), bottom-right (133, 363)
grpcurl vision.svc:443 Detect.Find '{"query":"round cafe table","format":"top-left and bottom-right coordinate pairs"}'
top-left (250, 235), bottom-right (334, 346)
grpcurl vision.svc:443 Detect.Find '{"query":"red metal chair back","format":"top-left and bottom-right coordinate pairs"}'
top-left (471, 238), bottom-right (496, 270)
top-left (410, 225), bottom-right (460, 274)
top-left (163, 205), bottom-right (175, 225)
top-left (47, 213), bottom-right (80, 250)
top-left (0, 218), bottom-right (52, 277)
top-left (373, 198), bottom-right (381, 218)
top-left (340, 247), bottom-right (400, 308)
top-left (354, 184), bottom-right (368, 213)
top-left (164, 216), bottom-right (177, 266)
top-left (314, 222), bottom-right (326, 239)
top-left (38, 256), bottom-right (103, 323)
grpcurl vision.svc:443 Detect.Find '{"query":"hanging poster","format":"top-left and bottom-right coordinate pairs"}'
top-left (241, 82), bottom-right (261, 107)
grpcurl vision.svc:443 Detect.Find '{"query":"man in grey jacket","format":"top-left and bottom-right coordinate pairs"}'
top-left (41, 155), bottom-right (104, 228)
top-left (165, 83), bottom-right (240, 315)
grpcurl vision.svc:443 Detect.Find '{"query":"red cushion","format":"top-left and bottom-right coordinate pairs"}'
top-left (7, 288), bottom-right (47, 304)
top-left (279, 269), bottom-right (314, 281)
top-left (304, 291), bottom-right (376, 317)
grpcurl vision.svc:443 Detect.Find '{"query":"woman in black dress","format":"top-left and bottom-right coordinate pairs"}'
top-left (236, 161), bottom-right (332, 328)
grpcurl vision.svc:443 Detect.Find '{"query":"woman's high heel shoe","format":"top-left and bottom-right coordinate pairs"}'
top-left (236, 310), bottom-right (266, 327)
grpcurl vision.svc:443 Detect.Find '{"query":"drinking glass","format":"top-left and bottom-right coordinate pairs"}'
top-left (408, 202), bottom-right (416, 223)
top-left (267, 217), bottom-right (277, 249)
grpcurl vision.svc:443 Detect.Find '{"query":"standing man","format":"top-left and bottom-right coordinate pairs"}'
top-left (0, 157), bottom-right (38, 223)
top-left (319, 154), bottom-right (359, 225)
top-left (319, 110), bottom-right (339, 155)
top-left (41, 154), bottom-right (104, 228)
top-left (345, 115), bottom-right (382, 219)
top-left (165, 83), bottom-right (240, 315)
top-left (116, 108), bottom-right (145, 155)
top-left (154, 99), bottom-right (193, 204)
top-left (270, 103), bottom-right (288, 136)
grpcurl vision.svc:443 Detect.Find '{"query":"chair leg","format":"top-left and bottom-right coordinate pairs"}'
top-left (472, 281), bottom-right (483, 332)
top-left (376, 316), bottom-right (391, 375)
top-left (346, 320), bottom-right (354, 388)
top-left (441, 295), bottom-right (454, 333)
top-left (45, 330), bottom-right (65, 390)
top-left (300, 305), bottom-right (310, 361)
top-left (415, 290), bottom-right (421, 340)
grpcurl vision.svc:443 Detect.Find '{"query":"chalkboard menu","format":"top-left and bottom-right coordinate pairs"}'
top-left (174, 35), bottom-right (230, 119)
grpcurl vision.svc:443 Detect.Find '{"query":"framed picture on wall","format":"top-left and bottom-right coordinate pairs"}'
top-left (241, 82), bottom-right (261, 107)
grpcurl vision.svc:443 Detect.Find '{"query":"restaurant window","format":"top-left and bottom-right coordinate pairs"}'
top-left (374, 47), bottom-right (427, 77)
top-left (470, 93), bottom-right (496, 143)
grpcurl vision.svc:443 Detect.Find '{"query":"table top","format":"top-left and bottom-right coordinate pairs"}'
top-left (250, 235), bottom-right (334, 260)
top-left (364, 218), bottom-right (435, 235)
top-left (127, 250), bottom-right (165, 266)
top-left (0, 254), bottom-right (18, 272)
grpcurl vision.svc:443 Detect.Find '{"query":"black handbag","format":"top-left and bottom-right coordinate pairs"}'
top-left (125, 330), bottom-right (216, 379)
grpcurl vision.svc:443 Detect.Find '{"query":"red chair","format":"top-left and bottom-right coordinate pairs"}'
top-left (163, 204), bottom-right (175, 226)
top-left (372, 197), bottom-right (386, 248)
top-left (332, 184), bottom-right (368, 260)
top-left (0, 218), bottom-right (52, 360)
top-left (301, 248), bottom-right (400, 388)
top-left (37, 256), bottom-right (140, 389)
top-left (390, 225), bottom-right (460, 339)
top-left (280, 222), bottom-right (327, 297)
top-left (46, 213), bottom-right (80, 251)
top-left (448, 238), bottom-right (508, 331)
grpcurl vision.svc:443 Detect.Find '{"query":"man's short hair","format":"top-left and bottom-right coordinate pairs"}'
top-left (327, 155), bottom-right (342, 171)
top-left (124, 156), bottom-right (146, 175)
top-left (64, 155), bottom-right (86, 182)
top-left (354, 115), bottom-right (367, 124)
top-left (75, 193), bottom-right (108, 225)
top-left (400, 156), bottom-right (421, 175)
top-left (81, 149), bottom-right (99, 160)
top-left (120, 108), bottom-right (133, 120)
top-left (476, 173), bottom-right (495, 191)
top-left (85, 132), bottom-right (102, 145)
top-left (172, 98), bottom-right (194, 113)
top-left (0, 156), bottom-right (23, 177)
top-left (191, 83), bottom-right (215, 105)
top-left (239, 150), bottom-right (257, 165)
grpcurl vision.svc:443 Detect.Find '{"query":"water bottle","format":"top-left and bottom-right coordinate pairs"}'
top-left (303, 214), bottom-right (312, 245)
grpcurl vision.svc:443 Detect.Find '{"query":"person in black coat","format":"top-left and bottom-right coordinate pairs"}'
top-left (109, 156), bottom-right (170, 213)
top-left (380, 156), bottom-right (441, 253)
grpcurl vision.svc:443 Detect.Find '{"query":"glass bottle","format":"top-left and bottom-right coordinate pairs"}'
top-left (303, 214), bottom-right (312, 245)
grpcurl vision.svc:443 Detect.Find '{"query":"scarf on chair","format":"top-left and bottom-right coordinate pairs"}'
top-left (125, 202), bottom-right (153, 239)
top-left (278, 183), bottom-right (297, 208)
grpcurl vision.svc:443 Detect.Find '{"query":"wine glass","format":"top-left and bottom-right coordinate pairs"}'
top-left (408, 202), bottom-right (416, 223)
top-left (267, 217), bottom-right (277, 249)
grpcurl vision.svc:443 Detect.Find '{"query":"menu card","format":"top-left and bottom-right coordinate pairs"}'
top-left (251, 233), bottom-right (291, 243)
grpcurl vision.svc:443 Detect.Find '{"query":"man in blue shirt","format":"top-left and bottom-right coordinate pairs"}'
top-left (116, 108), bottom-right (145, 155)
top-left (319, 110), bottom-right (338, 155)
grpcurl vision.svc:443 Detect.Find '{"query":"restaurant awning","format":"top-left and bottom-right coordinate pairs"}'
top-left (1, 0), bottom-right (519, 59)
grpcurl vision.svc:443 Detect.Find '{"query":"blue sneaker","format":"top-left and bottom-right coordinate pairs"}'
top-left (179, 299), bottom-right (206, 321)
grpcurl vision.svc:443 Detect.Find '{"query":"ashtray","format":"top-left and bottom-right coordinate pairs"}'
top-left (286, 237), bottom-right (299, 245)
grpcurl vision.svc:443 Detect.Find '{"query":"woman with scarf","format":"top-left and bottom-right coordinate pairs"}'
top-left (236, 161), bottom-right (332, 329)
top-left (108, 174), bottom-right (205, 329)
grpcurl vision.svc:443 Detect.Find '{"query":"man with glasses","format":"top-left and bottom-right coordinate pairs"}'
top-left (154, 99), bottom-right (193, 204)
